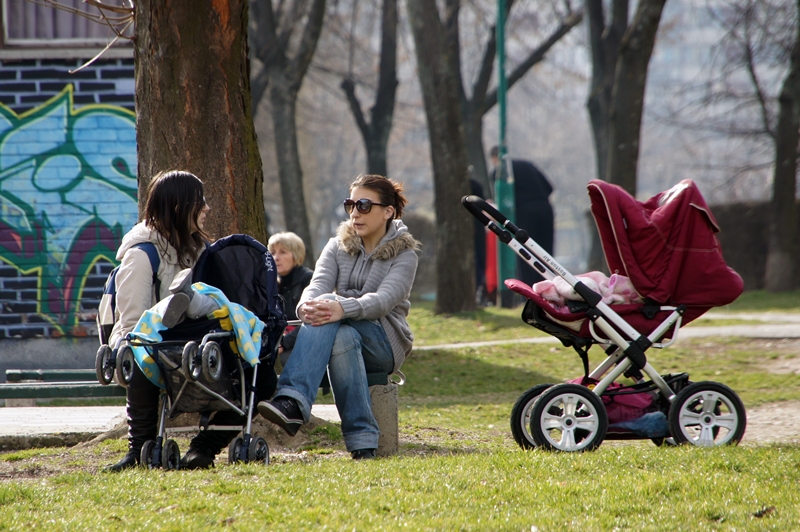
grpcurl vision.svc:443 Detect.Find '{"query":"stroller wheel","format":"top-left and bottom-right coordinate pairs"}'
top-left (668, 381), bottom-right (746, 447)
top-left (140, 440), bottom-right (157, 469)
top-left (510, 384), bottom-right (554, 450)
top-left (95, 345), bottom-right (114, 385)
top-left (115, 345), bottom-right (136, 387)
top-left (162, 439), bottom-right (181, 471)
top-left (248, 437), bottom-right (270, 465)
top-left (201, 341), bottom-right (223, 382)
top-left (228, 437), bottom-right (244, 464)
top-left (181, 341), bottom-right (201, 381)
top-left (529, 383), bottom-right (608, 452)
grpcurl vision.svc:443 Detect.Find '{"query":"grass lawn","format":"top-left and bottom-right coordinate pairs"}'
top-left (1, 291), bottom-right (799, 530)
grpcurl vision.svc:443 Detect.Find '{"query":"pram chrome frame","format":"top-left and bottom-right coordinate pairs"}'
top-left (463, 195), bottom-right (746, 451)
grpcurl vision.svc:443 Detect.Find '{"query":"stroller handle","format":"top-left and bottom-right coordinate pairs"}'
top-left (461, 195), bottom-right (519, 243)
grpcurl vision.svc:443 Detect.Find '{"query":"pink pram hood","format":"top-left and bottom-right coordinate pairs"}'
top-left (588, 179), bottom-right (743, 308)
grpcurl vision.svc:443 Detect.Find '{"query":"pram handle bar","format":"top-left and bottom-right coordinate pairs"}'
top-left (461, 195), bottom-right (517, 244)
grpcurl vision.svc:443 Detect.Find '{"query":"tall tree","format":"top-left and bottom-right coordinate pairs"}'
top-left (135, 0), bottom-right (266, 243)
top-left (340, 0), bottom-right (398, 176)
top-left (407, 0), bottom-right (475, 314)
top-left (605, 0), bottom-right (667, 195)
top-left (765, 0), bottom-right (800, 291)
top-left (584, 0), bottom-right (666, 271)
top-left (249, 0), bottom-right (327, 264)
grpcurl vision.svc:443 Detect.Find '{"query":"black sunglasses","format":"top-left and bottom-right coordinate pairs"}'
top-left (343, 198), bottom-right (390, 214)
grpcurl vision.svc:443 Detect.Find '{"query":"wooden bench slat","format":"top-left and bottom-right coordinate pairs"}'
top-left (6, 369), bottom-right (98, 383)
top-left (0, 382), bottom-right (126, 399)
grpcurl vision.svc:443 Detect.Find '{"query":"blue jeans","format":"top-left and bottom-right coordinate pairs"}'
top-left (275, 319), bottom-right (394, 452)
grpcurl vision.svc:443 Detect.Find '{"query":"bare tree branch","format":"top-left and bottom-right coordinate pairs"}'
top-left (340, 78), bottom-right (370, 139)
top-left (483, 9), bottom-right (583, 113)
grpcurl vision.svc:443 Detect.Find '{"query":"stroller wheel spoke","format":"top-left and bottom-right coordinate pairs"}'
top-left (561, 429), bottom-right (577, 449)
top-left (541, 414), bottom-right (563, 431)
top-left (714, 413), bottom-right (738, 432)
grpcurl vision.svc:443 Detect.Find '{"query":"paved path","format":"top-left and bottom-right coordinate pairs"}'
top-left (0, 404), bottom-right (341, 439)
top-left (1, 312), bottom-right (798, 446)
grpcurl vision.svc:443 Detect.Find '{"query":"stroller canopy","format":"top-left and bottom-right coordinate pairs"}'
top-left (588, 179), bottom-right (743, 308)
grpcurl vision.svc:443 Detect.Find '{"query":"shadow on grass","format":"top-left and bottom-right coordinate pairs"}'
top-left (400, 348), bottom-right (558, 398)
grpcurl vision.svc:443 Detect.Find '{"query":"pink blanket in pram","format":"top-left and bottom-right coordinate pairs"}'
top-left (532, 271), bottom-right (643, 310)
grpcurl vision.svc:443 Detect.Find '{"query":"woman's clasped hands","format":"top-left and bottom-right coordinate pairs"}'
top-left (300, 298), bottom-right (344, 326)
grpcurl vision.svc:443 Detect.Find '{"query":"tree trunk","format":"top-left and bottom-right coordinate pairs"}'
top-left (248, 0), bottom-right (326, 260)
top-left (584, 0), bottom-right (627, 272)
top-left (340, 0), bottom-right (398, 177)
top-left (765, 0), bottom-right (800, 292)
top-left (134, 0), bottom-right (266, 243)
top-left (407, 0), bottom-right (475, 314)
top-left (606, 0), bottom-right (667, 195)
top-left (270, 79), bottom-right (314, 266)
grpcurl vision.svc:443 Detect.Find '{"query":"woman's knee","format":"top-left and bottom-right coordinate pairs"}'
top-left (331, 324), bottom-right (358, 357)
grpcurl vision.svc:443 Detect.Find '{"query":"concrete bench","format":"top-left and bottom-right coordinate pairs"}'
top-left (1, 369), bottom-right (125, 406)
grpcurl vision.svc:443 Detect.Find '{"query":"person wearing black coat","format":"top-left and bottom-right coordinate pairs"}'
top-left (268, 232), bottom-right (313, 368)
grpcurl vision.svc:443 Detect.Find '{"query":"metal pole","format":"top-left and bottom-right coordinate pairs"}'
top-left (495, 0), bottom-right (516, 308)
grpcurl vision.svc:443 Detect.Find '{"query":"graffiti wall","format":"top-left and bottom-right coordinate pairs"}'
top-left (0, 83), bottom-right (137, 338)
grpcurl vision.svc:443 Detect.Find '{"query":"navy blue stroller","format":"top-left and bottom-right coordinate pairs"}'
top-left (96, 235), bottom-right (286, 468)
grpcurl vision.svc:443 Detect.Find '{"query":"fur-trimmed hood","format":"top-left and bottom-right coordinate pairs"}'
top-left (337, 219), bottom-right (420, 260)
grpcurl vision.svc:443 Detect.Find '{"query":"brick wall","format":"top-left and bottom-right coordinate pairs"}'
top-left (0, 58), bottom-right (134, 114)
top-left (0, 58), bottom-right (137, 339)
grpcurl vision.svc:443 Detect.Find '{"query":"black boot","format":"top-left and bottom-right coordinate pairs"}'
top-left (104, 364), bottom-right (160, 472)
top-left (103, 449), bottom-right (139, 472)
top-left (181, 410), bottom-right (244, 469)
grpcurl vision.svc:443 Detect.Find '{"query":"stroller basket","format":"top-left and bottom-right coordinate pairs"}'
top-left (463, 180), bottom-right (747, 452)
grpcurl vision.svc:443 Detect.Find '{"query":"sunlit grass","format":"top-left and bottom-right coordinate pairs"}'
top-left (1, 292), bottom-right (799, 529)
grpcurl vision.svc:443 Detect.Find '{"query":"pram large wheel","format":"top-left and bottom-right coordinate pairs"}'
top-left (249, 436), bottom-right (270, 465)
top-left (140, 439), bottom-right (157, 469)
top-left (181, 341), bottom-right (201, 381)
top-left (162, 439), bottom-right (181, 471)
top-left (228, 437), bottom-right (244, 464)
top-left (668, 381), bottom-right (746, 447)
top-left (529, 384), bottom-right (608, 452)
top-left (95, 345), bottom-right (114, 385)
top-left (115, 345), bottom-right (136, 387)
top-left (201, 341), bottom-right (223, 382)
top-left (510, 384), bottom-right (554, 450)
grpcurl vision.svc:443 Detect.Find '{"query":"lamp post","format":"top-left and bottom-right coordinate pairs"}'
top-left (494, 0), bottom-right (516, 308)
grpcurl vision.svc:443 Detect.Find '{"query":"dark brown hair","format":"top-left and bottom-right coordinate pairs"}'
top-left (349, 174), bottom-right (408, 219)
top-left (144, 170), bottom-right (208, 267)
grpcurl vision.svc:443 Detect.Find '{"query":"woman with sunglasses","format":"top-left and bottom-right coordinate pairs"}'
top-left (258, 174), bottom-right (419, 459)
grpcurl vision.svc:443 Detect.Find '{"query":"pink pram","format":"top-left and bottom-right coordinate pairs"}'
top-left (463, 179), bottom-right (747, 451)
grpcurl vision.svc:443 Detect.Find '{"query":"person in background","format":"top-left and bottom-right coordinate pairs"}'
top-left (268, 232), bottom-right (313, 369)
top-left (489, 146), bottom-right (554, 285)
top-left (258, 174), bottom-right (419, 460)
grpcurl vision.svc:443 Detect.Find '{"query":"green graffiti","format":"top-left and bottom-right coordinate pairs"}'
top-left (0, 85), bottom-right (138, 335)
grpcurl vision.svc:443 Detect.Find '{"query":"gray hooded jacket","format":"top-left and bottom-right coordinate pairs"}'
top-left (299, 219), bottom-right (420, 371)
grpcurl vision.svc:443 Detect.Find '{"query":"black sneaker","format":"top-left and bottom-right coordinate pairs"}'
top-left (351, 449), bottom-right (376, 460)
top-left (258, 397), bottom-right (303, 437)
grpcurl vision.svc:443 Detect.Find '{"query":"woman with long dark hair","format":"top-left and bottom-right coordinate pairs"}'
top-left (104, 170), bottom-right (232, 471)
